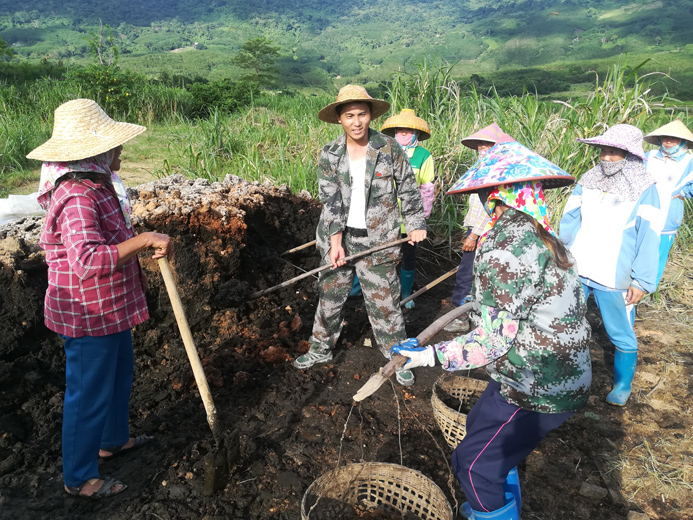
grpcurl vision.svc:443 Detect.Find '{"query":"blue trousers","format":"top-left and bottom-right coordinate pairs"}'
top-left (583, 284), bottom-right (637, 353)
top-left (451, 227), bottom-right (477, 307)
top-left (62, 329), bottom-right (134, 487)
top-left (656, 233), bottom-right (676, 287)
top-left (452, 380), bottom-right (573, 512)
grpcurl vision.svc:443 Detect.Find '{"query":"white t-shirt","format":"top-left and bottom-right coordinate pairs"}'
top-left (346, 156), bottom-right (367, 229)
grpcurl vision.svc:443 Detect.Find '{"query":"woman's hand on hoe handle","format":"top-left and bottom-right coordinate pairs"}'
top-left (148, 232), bottom-right (174, 260)
top-left (116, 232), bottom-right (174, 267)
top-left (390, 338), bottom-right (437, 369)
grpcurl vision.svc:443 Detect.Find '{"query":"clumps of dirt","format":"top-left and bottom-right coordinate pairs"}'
top-left (0, 216), bottom-right (49, 359)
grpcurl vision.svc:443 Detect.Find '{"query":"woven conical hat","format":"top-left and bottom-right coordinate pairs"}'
top-left (644, 119), bottom-right (693, 147)
top-left (27, 99), bottom-right (146, 162)
top-left (380, 109), bottom-right (431, 141)
top-left (318, 85), bottom-right (390, 124)
top-left (461, 123), bottom-right (514, 150)
top-left (446, 141), bottom-right (574, 195)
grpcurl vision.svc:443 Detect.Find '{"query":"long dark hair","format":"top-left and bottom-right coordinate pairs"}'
top-left (505, 206), bottom-right (574, 270)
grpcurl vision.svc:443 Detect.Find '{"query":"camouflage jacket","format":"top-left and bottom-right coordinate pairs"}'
top-left (315, 129), bottom-right (426, 264)
top-left (474, 209), bottom-right (592, 413)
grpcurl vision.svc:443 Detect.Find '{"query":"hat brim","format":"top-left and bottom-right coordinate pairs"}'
top-left (380, 127), bottom-right (431, 141)
top-left (27, 121), bottom-right (146, 162)
top-left (643, 134), bottom-right (693, 147)
top-left (445, 141), bottom-right (575, 195)
top-left (460, 137), bottom-right (496, 150)
top-left (318, 99), bottom-right (391, 124)
top-left (577, 137), bottom-right (645, 160)
top-left (447, 175), bottom-right (575, 195)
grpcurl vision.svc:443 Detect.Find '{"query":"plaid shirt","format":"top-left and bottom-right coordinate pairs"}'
top-left (40, 179), bottom-right (148, 337)
top-left (463, 194), bottom-right (491, 236)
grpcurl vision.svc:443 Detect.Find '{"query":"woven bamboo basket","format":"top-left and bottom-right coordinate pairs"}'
top-left (431, 374), bottom-right (488, 448)
top-left (301, 462), bottom-right (452, 520)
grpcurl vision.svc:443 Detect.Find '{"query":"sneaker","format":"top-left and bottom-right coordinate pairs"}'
top-left (443, 317), bottom-right (471, 334)
top-left (293, 347), bottom-right (333, 369)
top-left (395, 368), bottom-right (415, 386)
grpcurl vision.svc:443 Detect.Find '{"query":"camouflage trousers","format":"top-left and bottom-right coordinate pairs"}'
top-left (308, 230), bottom-right (407, 358)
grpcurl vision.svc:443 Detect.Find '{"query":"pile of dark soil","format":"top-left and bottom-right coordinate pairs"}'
top-left (0, 175), bottom-right (691, 520)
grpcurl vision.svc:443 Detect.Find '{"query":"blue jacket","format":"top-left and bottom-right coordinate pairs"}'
top-left (645, 150), bottom-right (693, 234)
top-left (559, 183), bottom-right (661, 293)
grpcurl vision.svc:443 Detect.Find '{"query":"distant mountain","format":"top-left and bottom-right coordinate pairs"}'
top-left (2, 0), bottom-right (692, 96)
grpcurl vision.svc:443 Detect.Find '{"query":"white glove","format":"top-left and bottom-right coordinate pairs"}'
top-left (389, 338), bottom-right (436, 369)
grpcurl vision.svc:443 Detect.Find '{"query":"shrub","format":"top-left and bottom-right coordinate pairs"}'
top-left (65, 65), bottom-right (144, 119)
top-left (189, 78), bottom-right (259, 118)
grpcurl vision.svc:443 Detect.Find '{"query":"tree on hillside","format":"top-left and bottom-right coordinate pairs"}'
top-left (0, 36), bottom-right (14, 60)
top-left (231, 37), bottom-right (280, 87)
top-left (86, 19), bottom-right (119, 66)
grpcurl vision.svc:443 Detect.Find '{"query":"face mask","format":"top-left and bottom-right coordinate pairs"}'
top-left (395, 129), bottom-right (418, 147)
top-left (395, 133), bottom-right (412, 147)
top-left (661, 141), bottom-right (687, 157)
top-left (600, 159), bottom-right (625, 177)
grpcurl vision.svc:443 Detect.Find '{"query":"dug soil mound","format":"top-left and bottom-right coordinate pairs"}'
top-left (0, 175), bottom-right (691, 520)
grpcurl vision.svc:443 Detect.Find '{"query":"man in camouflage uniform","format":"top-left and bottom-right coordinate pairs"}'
top-left (294, 85), bottom-right (426, 386)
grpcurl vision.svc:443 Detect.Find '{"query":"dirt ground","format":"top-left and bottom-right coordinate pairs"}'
top-left (0, 175), bottom-right (691, 520)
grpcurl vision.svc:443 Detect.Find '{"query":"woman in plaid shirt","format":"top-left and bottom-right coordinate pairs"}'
top-left (28, 99), bottom-right (173, 499)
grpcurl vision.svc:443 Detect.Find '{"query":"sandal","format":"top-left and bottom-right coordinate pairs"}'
top-left (100, 434), bottom-right (153, 459)
top-left (65, 476), bottom-right (127, 499)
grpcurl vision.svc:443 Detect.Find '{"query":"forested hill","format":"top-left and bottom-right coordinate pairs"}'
top-left (2, 0), bottom-right (692, 96)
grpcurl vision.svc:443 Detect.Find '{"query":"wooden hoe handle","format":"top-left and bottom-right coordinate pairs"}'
top-left (158, 257), bottom-right (219, 436)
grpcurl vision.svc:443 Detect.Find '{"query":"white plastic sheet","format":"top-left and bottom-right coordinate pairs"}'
top-left (0, 193), bottom-right (45, 226)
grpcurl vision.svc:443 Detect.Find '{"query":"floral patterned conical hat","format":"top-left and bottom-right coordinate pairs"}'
top-left (446, 141), bottom-right (574, 195)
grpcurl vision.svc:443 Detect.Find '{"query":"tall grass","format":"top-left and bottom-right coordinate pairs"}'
top-left (0, 76), bottom-right (193, 196)
top-left (156, 95), bottom-right (335, 194)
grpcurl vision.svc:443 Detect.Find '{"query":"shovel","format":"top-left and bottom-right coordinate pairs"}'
top-left (158, 257), bottom-right (237, 495)
top-left (353, 302), bottom-right (473, 402)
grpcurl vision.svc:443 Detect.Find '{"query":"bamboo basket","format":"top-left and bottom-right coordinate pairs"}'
top-left (431, 374), bottom-right (488, 448)
top-left (301, 462), bottom-right (452, 520)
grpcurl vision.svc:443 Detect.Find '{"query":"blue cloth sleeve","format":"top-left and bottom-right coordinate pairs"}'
top-left (631, 186), bottom-right (662, 293)
top-left (559, 184), bottom-right (583, 248)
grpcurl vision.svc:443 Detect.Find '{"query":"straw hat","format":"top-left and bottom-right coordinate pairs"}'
top-left (446, 141), bottom-right (574, 195)
top-left (380, 109), bottom-right (431, 141)
top-left (577, 124), bottom-right (645, 160)
top-left (461, 123), bottom-right (514, 150)
top-left (644, 119), bottom-right (693, 147)
top-left (318, 85), bottom-right (390, 124)
top-left (27, 99), bottom-right (146, 162)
